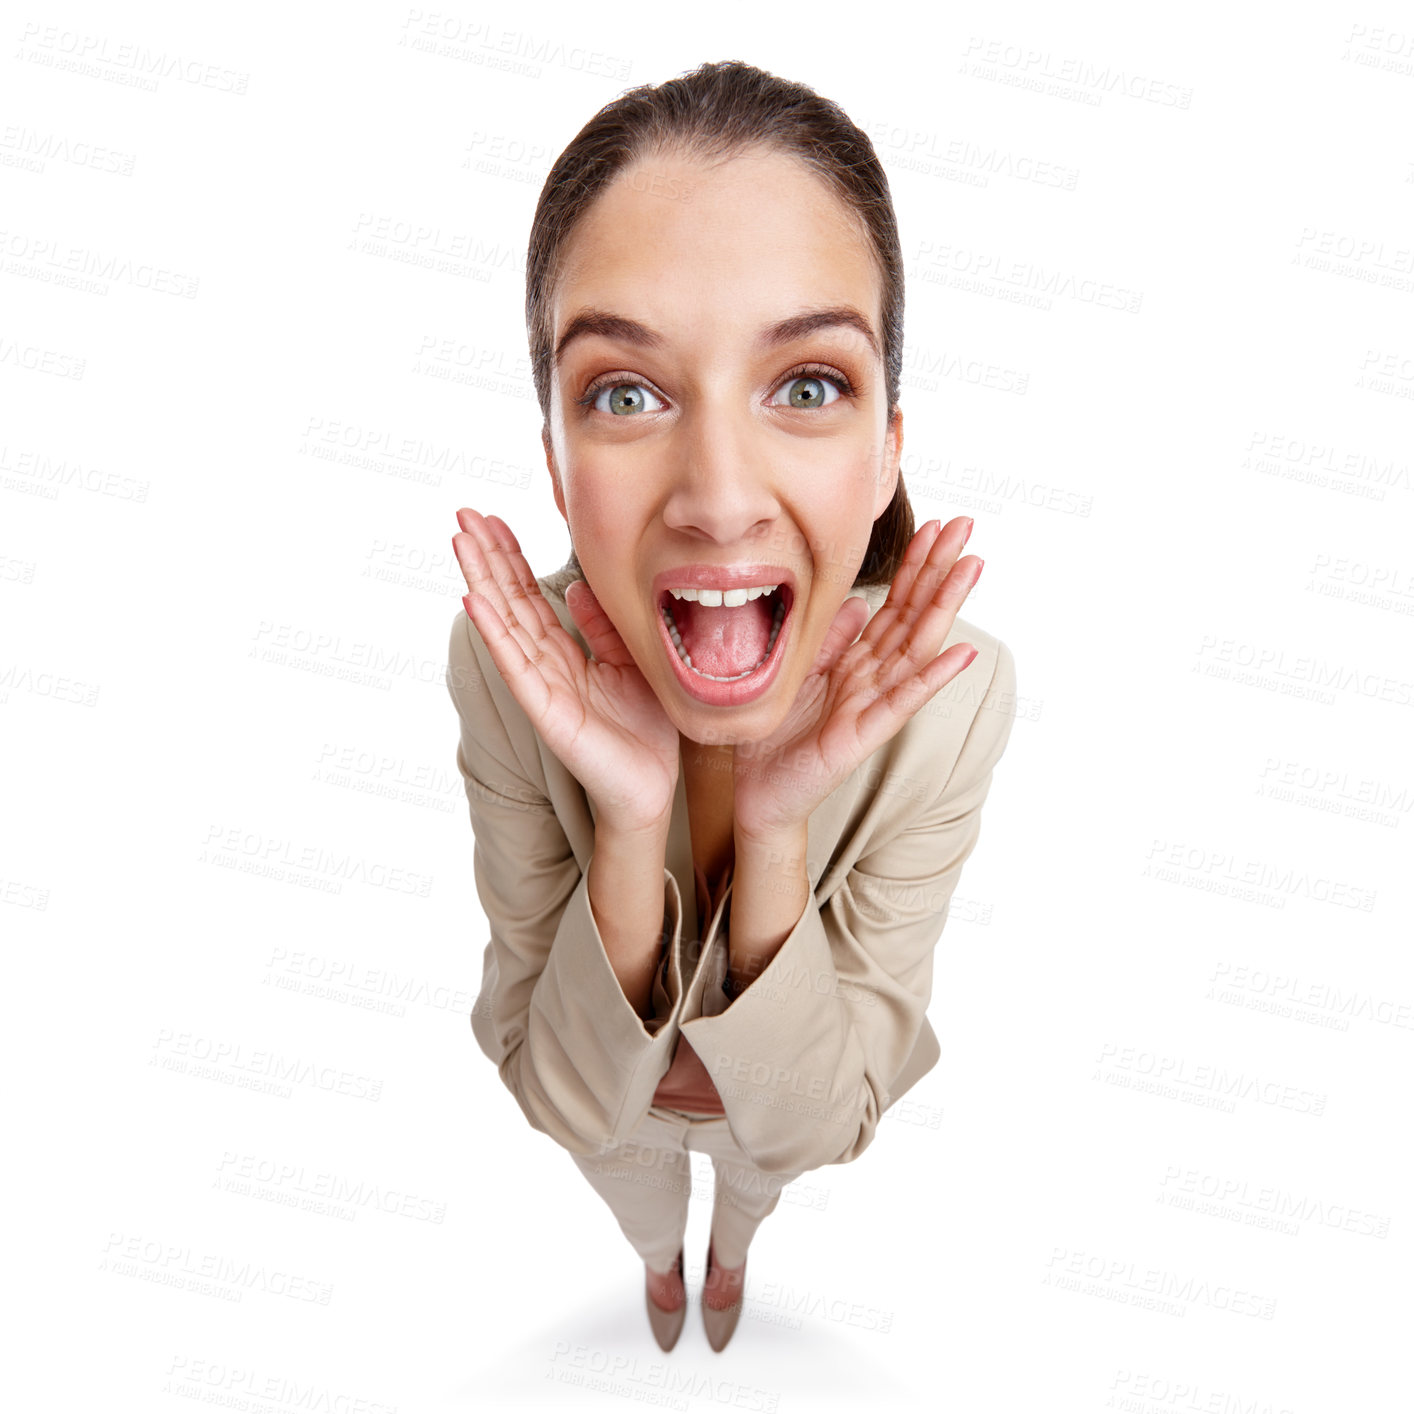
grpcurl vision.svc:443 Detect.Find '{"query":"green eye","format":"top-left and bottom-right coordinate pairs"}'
top-left (771, 374), bottom-right (843, 409)
top-left (591, 382), bottom-right (664, 415)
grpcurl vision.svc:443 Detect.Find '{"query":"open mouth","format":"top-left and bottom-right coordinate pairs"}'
top-left (657, 584), bottom-right (793, 697)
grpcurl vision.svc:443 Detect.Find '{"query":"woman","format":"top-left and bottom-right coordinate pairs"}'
top-left (445, 60), bottom-right (1017, 1353)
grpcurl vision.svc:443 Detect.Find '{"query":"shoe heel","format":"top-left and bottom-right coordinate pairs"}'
top-left (701, 1238), bottom-right (744, 1353)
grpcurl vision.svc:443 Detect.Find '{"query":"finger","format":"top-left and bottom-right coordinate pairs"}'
top-left (892, 556), bottom-right (983, 678)
top-left (849, 641), bottom-right (979, 755)
top-left (811, 595), bottom-right (872, 675)
top-left (481, 514), bottom-right (563, 637)
top-left (453, 512), bottom-right (567, 675)
top-left (452, 525), bottom-right (520, 634)
top-left (452, 522), bottom-right (504, 608)
top-left (855, 515), bottom-right (969, 664)
top-left (871, 518), bottom-right (974, 665)
top-left (460, 589), bottom-right (554, 723)
top-left (452, 527), bottom-right (551, 676)
top-left (461, 510), bottom-right (553, 647)
top-left (565, 579), bottom-right (636, 668)
top-left (454, 509), bottom-right (511, 610)
top-left (882, 518), bottom-right (945, 611)
top-left (856, 519), bottom-right (941, 653)
top-left (878, 517), bottom-right (969, 646)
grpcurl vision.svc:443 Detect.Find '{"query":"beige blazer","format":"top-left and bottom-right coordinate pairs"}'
top-left (445, 563), bottom-right (1018, 1177)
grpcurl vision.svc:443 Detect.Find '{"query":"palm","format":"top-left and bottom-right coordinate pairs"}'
top-left (453, 509), bottom-right (679, 830)
top-left (733, 518), bottom-right (984, 839)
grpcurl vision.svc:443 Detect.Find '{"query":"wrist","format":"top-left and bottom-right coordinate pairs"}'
top-left (733, 817), bottom-right (809, 858)
top-left (596, 805), bottom-right (674, 848)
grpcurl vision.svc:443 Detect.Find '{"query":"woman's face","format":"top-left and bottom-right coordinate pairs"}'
top-left (544, 144), bottom-right (901, 747)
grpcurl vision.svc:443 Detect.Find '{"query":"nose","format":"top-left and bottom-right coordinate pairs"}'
top-left (659, 397), bottom-right (781, 545)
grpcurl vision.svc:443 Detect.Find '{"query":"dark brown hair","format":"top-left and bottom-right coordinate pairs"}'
top-left (525, 59), bottom-right (914, 589)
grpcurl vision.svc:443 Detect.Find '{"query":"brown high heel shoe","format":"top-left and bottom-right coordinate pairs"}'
top-left (645, 1247), bottom-right (686, 1352)
top-left (701, 1238), bottom-right (745, 1352)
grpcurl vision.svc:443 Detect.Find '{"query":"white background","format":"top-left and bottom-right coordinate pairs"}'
top-left (5, 2), bottom-right (1411, 1410)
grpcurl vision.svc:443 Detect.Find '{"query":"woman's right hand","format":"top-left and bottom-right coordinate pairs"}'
top-left (453, 508), bottom-right (680, 834)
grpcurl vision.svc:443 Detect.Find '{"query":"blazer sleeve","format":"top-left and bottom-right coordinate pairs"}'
top-left (446, 611), bottom-right (685, 1157)
top-left (678, 639), bottom-right (1018, 1175)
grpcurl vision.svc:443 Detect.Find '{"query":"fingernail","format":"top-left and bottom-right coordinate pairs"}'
top-left (961, 645), bottom-right (979, 670)
top-left (963, 518), bottom-right (975, 546)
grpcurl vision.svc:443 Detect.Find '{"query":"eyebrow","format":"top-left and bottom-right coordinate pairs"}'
top-left (553, 304), bottom-right (881, 366)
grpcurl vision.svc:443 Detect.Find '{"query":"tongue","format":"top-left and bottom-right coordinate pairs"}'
top-left (670, 595), bottom-right (773, 677)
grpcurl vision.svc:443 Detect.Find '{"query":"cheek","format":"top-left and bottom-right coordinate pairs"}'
top-left (803, 454), bottom-right (878, 570)
top-left (559, 461), bottom-right (645, 599)
top-left (562, 441), bottom-right (661, 537)
top-left (804, 432), bottom-right (880, 496)
top-left (558, 456), bottom-right (618, 534)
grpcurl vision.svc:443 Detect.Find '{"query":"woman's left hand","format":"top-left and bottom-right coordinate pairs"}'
top-left (732, 516), bottom-right (984, 841)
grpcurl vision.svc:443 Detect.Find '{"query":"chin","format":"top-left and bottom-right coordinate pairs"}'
top-left (667, 672), bottom-right (804, 750)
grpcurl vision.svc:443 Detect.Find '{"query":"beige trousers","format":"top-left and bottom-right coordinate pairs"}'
top-left (570, 1103), bottom-right (807, 1274)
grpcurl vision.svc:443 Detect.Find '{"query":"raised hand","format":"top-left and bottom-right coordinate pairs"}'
top-left (731, 516), bottom-right (984, 841)
top-left (452, 508), bottom-right (680, 833)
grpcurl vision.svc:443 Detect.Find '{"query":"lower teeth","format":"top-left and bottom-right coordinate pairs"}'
top-left (661, 597), bottom-right (786, 682)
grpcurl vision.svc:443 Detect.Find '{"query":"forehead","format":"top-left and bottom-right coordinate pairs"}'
top-left (550, 146), bottom-right (882, 348)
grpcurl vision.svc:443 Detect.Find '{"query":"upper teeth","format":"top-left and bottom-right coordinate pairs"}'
top-left (667, 584), bottom-right (779, 607)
